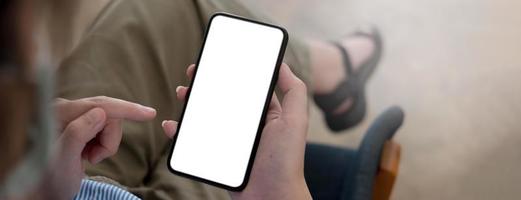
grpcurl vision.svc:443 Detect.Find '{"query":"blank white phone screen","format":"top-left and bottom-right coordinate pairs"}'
top-left (169, 15), bottom-right (285, 188)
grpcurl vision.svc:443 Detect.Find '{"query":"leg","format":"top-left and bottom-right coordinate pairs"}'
top-left (307, 32), bottom-right (382, 131)
top-left (57, 0), bottom-right (223, 198)
top-left (58, 0), bottom-right (378, 199)
top-left (130, 0), bottom-right (314, 198)
top-left (57, 0), bottom-right (312, 199)
top-left (308, 37), bottom-right (376, 108)
top-left (304, 143), bottom-right (357, 200)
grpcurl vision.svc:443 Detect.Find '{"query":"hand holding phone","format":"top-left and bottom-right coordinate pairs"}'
top-left (163, 63), bottom-right (311, 199)
top-left (167, 13), bottom-right (292, 190)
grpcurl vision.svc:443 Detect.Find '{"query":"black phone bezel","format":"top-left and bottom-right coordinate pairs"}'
top-left (166, 12), bottom-right (289, 191)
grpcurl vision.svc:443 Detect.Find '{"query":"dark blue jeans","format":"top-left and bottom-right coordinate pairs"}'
top-left (305, 143), bottom-right (358, 200)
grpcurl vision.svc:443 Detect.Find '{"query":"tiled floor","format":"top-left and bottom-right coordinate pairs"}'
top-left (240, 0), bottom-right (521, 199)
top-left (71, 0), bottom-right (521, 199)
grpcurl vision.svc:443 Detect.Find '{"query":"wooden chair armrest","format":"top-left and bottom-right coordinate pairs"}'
top-left (372, 140), bottom-right (401, 200)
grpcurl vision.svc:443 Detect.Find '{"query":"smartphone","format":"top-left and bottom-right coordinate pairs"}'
top-left (167, 13), bottom-right (288, 191)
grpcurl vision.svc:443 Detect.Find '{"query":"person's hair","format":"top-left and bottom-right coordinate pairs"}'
top-left (0, 0), bottom-right (13, 12)
top-left (0, 0), bottom-right (33, 184)
top-left (0, 0), bottom-right (32, 82)
top-left (1, 0), bottom-right (16, 70)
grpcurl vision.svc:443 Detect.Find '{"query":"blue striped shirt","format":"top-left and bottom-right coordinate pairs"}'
top-left (73, 179), bottom-right (141, 200)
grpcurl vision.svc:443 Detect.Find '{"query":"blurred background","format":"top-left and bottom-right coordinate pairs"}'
top-left (60, 0), bottom-right (521, 199)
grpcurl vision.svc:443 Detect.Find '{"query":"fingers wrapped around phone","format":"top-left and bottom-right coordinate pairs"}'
top-left (174, 64), bottom-right (196, 101)
top-left (187, 64), bottom-right (196, 81)
top-left (162, 120), bottom-right (178, 139)
top-left (163, 64), bottom-right (196, 139)
top-left (175, 86), bottom-right (189, 102)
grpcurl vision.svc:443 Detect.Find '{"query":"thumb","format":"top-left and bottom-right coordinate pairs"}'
top-left (277, 63), bottom-right (308, 123)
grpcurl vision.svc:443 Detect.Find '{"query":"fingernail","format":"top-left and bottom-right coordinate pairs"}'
top-left (162, 120), bottom-right (167, 127)
top-left (140, 105), bottom-right (156, 113)
top-left (176, 86), bottom-right (182, 93)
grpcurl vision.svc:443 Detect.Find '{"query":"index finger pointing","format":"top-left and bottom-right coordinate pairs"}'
top-left (85, 96), bottom-right (156, 121)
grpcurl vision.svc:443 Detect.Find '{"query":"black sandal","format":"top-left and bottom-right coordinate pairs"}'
top-left (313, 28), bottom-right (383, 132)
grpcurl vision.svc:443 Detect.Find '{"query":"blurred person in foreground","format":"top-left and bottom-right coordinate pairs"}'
top-left (0, 0), bottom-right (384, 199)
